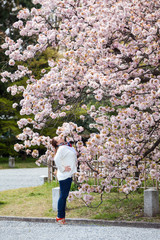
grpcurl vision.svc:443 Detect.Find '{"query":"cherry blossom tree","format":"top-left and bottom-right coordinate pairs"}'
top-left (1, 0), bottom-right (160, 205)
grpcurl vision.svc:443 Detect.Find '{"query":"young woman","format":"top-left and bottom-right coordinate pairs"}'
top-left (51, 136), bottom-right (77, 224)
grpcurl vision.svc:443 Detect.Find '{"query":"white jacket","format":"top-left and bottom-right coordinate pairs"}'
top-left (54, 145), bottom-right (77, 181)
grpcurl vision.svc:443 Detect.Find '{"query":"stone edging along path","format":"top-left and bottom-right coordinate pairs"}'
top-left (0, 216), bottom-right (160, 229)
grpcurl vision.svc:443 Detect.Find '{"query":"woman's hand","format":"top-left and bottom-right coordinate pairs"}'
top-left (64, 166), bottom-right (71, 172)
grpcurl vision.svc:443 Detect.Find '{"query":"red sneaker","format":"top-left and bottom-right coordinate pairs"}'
top-left (56, 217), bottom-right (66, 224)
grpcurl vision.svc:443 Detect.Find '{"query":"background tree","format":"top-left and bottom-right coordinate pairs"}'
top-left (0, 0), bottom-right (46, 157)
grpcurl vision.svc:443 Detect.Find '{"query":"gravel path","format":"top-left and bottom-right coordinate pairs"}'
top-left (0, 220), bottom-right (160, 240)
top-left (0, 168), bottom-right (48, 191)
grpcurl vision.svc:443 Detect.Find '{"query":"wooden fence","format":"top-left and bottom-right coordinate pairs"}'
top-left (47, 158), bottom-right (159, 190)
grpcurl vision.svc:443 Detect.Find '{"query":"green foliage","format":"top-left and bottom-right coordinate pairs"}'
top-left (70, 182), bottom-right (79, 191)
top-left (0, 0), bottom-right (32, 158)
top-left (17, 0), bottom-right (34, 9)
top-left (0, 98), bottom-right (17, 116)
top-left (0, 143), bottom-right (8, 156)
top-left (0, 0), bottom-right (16, 32)
top-left (28, 48), bottom-right (59, 79)
top-left (0, 96), bottom-right (21, 157)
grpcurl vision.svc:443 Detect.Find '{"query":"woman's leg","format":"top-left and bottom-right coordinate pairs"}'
top-left (57, 177), bottom-right (72, 218)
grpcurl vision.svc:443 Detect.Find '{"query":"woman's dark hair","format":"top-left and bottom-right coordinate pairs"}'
top-left (51, 138), bottom-right (58, 149)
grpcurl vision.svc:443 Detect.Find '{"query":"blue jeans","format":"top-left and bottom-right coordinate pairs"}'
top-left (58, 177), bottom-right (72, 218)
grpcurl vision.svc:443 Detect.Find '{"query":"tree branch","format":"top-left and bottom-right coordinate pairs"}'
top-left (143, 137), bottom-right (160, 158)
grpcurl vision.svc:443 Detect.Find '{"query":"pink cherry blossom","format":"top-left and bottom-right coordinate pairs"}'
top-left (1, 0), bottom-right (160, 204)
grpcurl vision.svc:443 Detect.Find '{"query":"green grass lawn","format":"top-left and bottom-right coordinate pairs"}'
top-left (0, 181), bottom-right (160, 222)
top-left (0, 157), bottom-right (46, 169)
